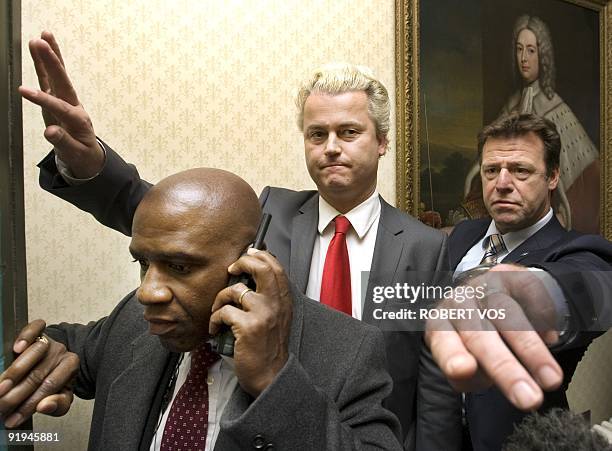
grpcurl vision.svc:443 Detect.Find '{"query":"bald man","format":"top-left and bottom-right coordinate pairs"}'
top-left (0, 168), bottom-right (402, 450)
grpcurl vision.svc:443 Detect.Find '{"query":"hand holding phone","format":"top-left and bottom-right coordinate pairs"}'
top-left (209, 243), bottom-right (292, 397)
top-left (211, 213), bottom-right (271, 356)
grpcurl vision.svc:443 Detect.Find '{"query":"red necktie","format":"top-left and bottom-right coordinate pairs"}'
top-left (320, 215), bottom-right (352, 315)
top-left (161, 343), bottom-right (220, 451)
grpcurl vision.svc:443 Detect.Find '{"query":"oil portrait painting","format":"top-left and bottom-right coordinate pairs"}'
top-left (396, 0), bottom-right (610, 236)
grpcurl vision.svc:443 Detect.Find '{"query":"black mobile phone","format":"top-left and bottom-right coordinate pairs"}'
top-left (211, 213), bottom-right (272, 356)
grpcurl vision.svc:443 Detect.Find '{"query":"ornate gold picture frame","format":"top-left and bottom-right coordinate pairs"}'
top-left (395, 0), bottom-right (612, 239)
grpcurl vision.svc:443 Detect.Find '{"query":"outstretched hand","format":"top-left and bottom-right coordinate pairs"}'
top-left (19, 31), bottom-right (104, 178)
top-left (425, 264), bottom-right (564, 411)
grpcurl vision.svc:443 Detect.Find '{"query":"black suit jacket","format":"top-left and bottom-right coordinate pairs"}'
top-left (448, 216), bottom-right (612, 451)
top-left (46, 288), bottom-right (403, 450)
top-left (38, 145), bottom-right (461, 450)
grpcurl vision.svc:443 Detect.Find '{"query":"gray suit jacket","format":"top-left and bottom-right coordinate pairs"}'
top-left (38, 145), bottom-right (462, 449)
top-left (257, 186), bottom-right (461, 448)
top-left (46, 288), bottom-right (402, 451)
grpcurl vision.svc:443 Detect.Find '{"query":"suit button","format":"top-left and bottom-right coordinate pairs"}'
top-left (252, 434), bottom-right (265, 449)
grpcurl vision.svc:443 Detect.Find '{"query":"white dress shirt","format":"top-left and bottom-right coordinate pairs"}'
top-left (306, 190), bottom-right (381, 320)
top-left (454, 209), bottom-right (554, 277)
top-left (150, 351), bottom-right (238, 451)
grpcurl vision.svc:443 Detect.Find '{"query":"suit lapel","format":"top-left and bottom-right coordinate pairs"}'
top-left (289, 194), bottom-right (319, 292)
top-left (102, 333), bottom-right (171, 451)
top-left (450, 216), bottom-right (566, 266)
top-left (449, 219), bottom-right (490, 269)
top-left (505, 216), bottom-right (565, 263)
top-left (362, 198), bottom-right (405, 325)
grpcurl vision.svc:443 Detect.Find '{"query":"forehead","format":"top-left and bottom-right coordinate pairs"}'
top-left (517, 28), bottom-right (537, 46)
top-left (303, 91), bottom-right (371, 127)
top-left (131, 202), bottom-right (219, 258)
top-left (482, 132), bottom-right (545, 164)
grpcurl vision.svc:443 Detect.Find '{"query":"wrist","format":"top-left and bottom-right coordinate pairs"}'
top-left (56, 139), bottom-right (106, 183)
top-left (241, 354), bottom-right (288, 398)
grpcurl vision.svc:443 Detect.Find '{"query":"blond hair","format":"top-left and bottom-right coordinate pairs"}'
top-left (295, 63), bottom-right (390, 141)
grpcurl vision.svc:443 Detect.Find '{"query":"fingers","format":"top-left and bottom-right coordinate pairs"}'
top-left (36, 389), bottom-right (74, 416)
top-left (30, 32), bottom-right (66, 95)
top-left (425, 329), bottom-right (478, 384)
top-left (0, 339), bottom-right (50, 399)
top-left (40, 31), bottom-right (66, 68)
top-left (500, 330), bottom-right (563, 390)
top-left (19, 84), bottom-right (103, 178)
top-left (29, 39), bottom-right (51, 94)
top-left (43, 124), bottom-right (90, 153)
top-left (28, 38), bottom-right (79, 107)
top-left (482, 292), bottom-right (564, 392)
top-left (209, 301), bottom-right (249, 336)
top-left (19, 86), bottom-right (79, 123)
top-left (19, 86), bottom-right (92, 149)
top-left (12, 319), bottom-right (46, 354)
top-left (3, 352), bottom-right (78, 428)
top-left (247, 248), bottom-right (292, 297)
top-left (211, 283), bottom-right (252, 314)
top-left (227, 250), bottom-right (290, 295)
top-left (461, 330), bottom-right (544, 410)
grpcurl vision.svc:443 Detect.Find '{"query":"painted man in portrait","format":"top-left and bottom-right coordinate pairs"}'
top-left (460, 14), bottom-right (600, 234)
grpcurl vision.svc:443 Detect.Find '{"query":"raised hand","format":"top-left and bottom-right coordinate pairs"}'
top-left (19, 31), bottom-right (104, 178)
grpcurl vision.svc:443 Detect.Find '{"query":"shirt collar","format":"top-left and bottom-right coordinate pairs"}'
top-left (318, 191), bottom-right (381, 239)
top-left (485, 208), bottom-right (553, 253)
top-left (524, 79), bottom-right (541, 96)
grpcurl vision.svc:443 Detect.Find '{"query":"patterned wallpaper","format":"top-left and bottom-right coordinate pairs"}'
top-left (21, 0), bottom-right (396, 447)
top-left (20, 1), bottom-right (611, 448)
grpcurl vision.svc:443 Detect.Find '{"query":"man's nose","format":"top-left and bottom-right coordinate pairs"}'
top-left (495, 168), bottom-right (514, 191)
top-left (137, 267), bottom-right (172, 305)
top-left (324, 133), bottom-right (340, 155)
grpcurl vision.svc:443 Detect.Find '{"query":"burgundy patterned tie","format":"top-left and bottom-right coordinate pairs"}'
top-left (161, 343), bottom-right (220, 451)
top-left (320, 215), bottom-right (352, 315)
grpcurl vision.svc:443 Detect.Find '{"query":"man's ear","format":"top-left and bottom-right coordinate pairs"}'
top-left (377, 135), bottom-right (388, 157)
top-left (547, 167), bottom-right (560, 191)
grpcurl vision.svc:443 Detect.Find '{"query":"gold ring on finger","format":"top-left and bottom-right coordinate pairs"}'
top-left (238, 288), bottom-right (253, 305)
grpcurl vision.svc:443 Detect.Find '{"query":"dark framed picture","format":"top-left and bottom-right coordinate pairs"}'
top-left (395, 0), bottom-right (612, 238)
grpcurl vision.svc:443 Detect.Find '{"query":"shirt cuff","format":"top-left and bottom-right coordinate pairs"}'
top-left (54, 139), bottom-right (107, 185)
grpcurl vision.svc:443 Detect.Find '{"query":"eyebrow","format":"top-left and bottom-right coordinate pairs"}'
top-left (129, 248), bottom-right (207, 264)
top-left (482, 161), bottom-right (535, 169)
top-left (305, 121), bottom-right (364, 130)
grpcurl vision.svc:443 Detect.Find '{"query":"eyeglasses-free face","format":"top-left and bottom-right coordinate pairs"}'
top-left (480, 132), bottom-right (559, 234)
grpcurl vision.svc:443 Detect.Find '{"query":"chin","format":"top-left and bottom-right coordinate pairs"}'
top-left (322, 174), bottom-right (351, 187)
top-left (494, 218), bottom-right (525, 233)
top-left (158, 336), bottom-right (198, 353)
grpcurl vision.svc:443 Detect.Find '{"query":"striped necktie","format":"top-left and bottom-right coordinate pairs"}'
top-left (480, 234), bottom-right (507, 265)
